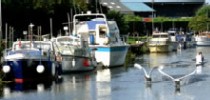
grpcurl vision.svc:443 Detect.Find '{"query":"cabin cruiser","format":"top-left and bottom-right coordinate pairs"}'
top-left (1, 40), bottom-right (58, 83)
top-left (72, 11), bottom-right (129, 67)
top-left (52, 36), bottom-right (95, 72)
top-left (148, 32), bottom-right (173, 53)
top-left (168, 29), bottom-right (195, 50)
top-left (195, 31), bottom-right (210, 46)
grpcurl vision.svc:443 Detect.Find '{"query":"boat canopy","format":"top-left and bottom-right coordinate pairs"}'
top-left (87, 21), bottom-right (106, 30)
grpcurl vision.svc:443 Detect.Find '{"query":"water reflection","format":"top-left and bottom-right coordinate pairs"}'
top-left (1, 47), bottom-right (210, 100)
top-left (96, 69), bottom-right (111, 100)
top-left (2, 81), bottom-right (52, 99)
top-left (51, 72), bottom-right (96, 100)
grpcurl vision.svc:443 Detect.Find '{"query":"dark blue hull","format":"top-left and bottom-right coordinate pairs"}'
top-left (2, 59), bottom-right (53, 83)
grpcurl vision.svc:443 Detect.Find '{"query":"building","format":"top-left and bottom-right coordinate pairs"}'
top-left (100, 0), bottom-right (205, 17)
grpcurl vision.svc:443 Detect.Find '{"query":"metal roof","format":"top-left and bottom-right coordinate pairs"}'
top-left (100, 0), bottom-right (154, 12)
top-left (121, 2), bottom-right (154, 12)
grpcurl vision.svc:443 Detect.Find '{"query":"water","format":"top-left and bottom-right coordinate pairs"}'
top-left (1, 47), bottom-right (210, 100)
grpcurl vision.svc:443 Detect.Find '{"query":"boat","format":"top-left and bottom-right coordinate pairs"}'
top-left (148, 32), bottom-right (173, 53)
top-left (52, 36), bottom-right (95, 72)
top-left (168, 29), bottom-right (195, 50)
top-left (195, 31), bottom-right (210, 46)
top-left (72, 11), bottom-right (130, 67)
top-left (1, 40), bottom-right (58, 83)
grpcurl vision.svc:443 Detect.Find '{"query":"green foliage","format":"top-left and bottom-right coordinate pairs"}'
top-left (196, 5), bottom-right (210, 16)
top-left (124, 14), bottom-right (142, 22)
top-left (153, 17), bottom-right (191, 22)
top-left (106, 10), bottom-right (129, 34)
top-left (188, 15), bottom-right (210, 31)
top-left (2, 0), bottom-right (88, 14)
top-left (0, 41), bottom-right (5, 58)
top-left (188, 5), bottom-right (210, 32)
top-left (127, 36), bottom-right (148, 44)
top-left (74, 0), bottom-right (88, 12)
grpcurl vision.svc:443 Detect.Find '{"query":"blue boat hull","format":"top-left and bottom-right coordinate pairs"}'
top-left (2, 59), bottom-right (54, 83)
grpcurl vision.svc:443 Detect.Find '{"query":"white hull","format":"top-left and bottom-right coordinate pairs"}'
top-left (61, 57), bottom-right (94, 72)
top-left (149, 32), bottom-right (174, 53)
top-left (72, 12), bottom-right (130, 67)
top-left (52, 36), bottom-right (95, 72)
top-left (196, 41), bottom-right (210, 46)
top-left (93, 45), bottom-right (129, 67)
top-left (195, 34), bottom-right (210, 46)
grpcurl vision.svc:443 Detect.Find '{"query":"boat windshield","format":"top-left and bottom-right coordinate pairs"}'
top-left (161, 35), bottom-right (168, 38)
top-left (152, 35), bottom-right (168, 38)
top-left (75, 15), bottom-right (105, 21)
top-left (14, 43), bottom-right (31, 50)
top-left (56, 37), bottom-right (80, 45)
top-left (57, 37), bottom-right (73, 42)
top-left (34, 43), bottom-right (51, 51)
top-left (13, 42), bottom-right (51, 51)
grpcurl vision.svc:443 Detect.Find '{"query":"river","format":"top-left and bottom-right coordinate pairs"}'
top-left (1, 47), bottom-right (210, 100)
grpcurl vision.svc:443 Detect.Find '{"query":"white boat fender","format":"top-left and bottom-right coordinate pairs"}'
top-left (2, 65), bottom-right (10, 73)
top-left (36, 65), bottom-right (45, 73)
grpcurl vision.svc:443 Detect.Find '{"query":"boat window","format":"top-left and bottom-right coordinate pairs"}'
top-left (161, 35), bottom-right (168, 38)
top-left (57, 38), bottom-right (73, 42)
top-left (35, 43), bottom-right (51, 51)
top-left (75, 15), bottom-right (105, 21)
top-left (14, 42), bottom-right (32, 50)
top-left (152, 35), bottom-right (159, 38)
top-left (99, 26), bottom-right (107, 38)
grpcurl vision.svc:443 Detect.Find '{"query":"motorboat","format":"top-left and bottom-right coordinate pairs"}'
top-left (1, 40), bottom-right (58, 83)
top-left (52, 36), bottom-right (95, 72)
top-left (148, 32), bottom-right (173, 53)
top-left (195, 31), bottom-right (210, 46)
top-left (168, 29), bottom-right (195, 50)
top-left (72, 11), bottom-right (130, 67)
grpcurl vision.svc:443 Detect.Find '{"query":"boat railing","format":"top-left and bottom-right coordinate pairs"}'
top-left (149, 40), bottom-right (169, 45)
top-left (54, 41), bottom-right (89, 58)
top-left (61, 54), bottom-right (91, 60)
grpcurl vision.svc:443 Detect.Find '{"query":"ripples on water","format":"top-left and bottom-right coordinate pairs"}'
top-left (1, 47), bottom-right (210, 100)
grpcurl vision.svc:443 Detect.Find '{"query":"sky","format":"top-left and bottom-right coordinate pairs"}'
top-left (207, 0), bottom-right (210, 4)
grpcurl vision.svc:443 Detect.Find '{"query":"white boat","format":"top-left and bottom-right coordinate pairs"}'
top-left (72, 11), bottom-right (129, 67)
top-left (52, 36), bottom-right (95, 72)
top-left (167, 30), bottom-right (179, 51)
top-left (195, 31), bottom-right (210, 46)
top-left (168, 29), bottom-right (195, 50)
top-left (2, 40), bottom-right (57, 83)
top-left (148, 32), bottom-right (173, 53)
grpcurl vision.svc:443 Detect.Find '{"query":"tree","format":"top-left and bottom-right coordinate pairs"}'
top-left (196, 5), bottom-right (210, 17)
top-left (124, 15), bottom-right (142, 22)
top-left (189, 5), bottom-right (210, 32)
top-left (106, 10), bottom-right (129, 35)
top-left (189, 15), bottom-right (210, 32)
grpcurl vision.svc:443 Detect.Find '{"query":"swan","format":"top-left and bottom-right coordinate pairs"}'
top-left (134, 63), bottom-right (157, 82)
top-left (158, 65), bottom-right (197, 88)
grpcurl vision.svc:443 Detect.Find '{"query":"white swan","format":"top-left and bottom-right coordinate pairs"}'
top-left (158, 65), bottom-right (197, 88)
top-left (134, 63), bottom-right (157, 82)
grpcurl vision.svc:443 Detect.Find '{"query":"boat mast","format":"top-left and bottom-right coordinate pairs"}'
top-left (152, 0), bottom-right (154, 33)
top-left (95, 0), bottom-right (98, 13)
top-left (0, 0), bottom-right (2, 41)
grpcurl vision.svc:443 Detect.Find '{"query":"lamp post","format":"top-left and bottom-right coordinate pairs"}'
top-left (29, 23), bottom-right (34, 41)
top-left (152, 0), bottom-right (154, 33)
top-left (63, 26), bottom-right (68, 36)
top-left (23, 31), bottom-right (27, 41)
